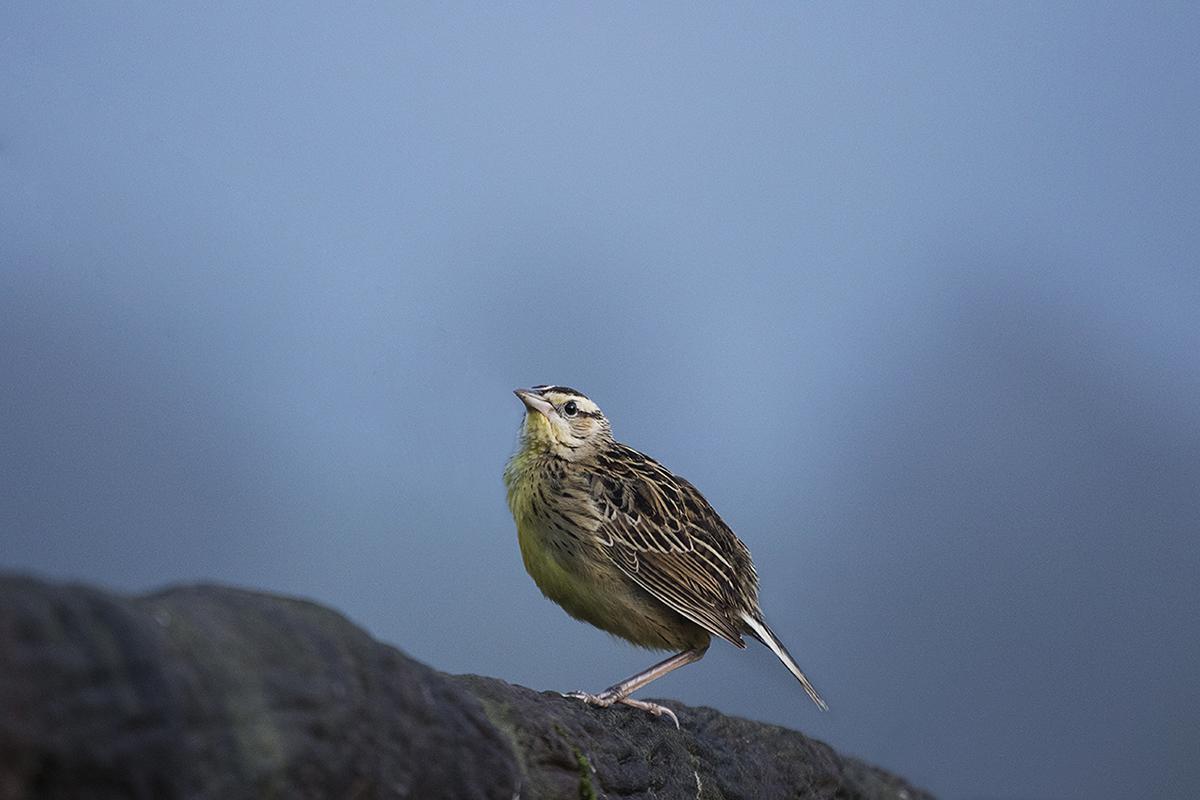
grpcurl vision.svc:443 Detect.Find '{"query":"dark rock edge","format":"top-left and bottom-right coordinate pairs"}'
top-left (0, 574), bottom-right (932, 800)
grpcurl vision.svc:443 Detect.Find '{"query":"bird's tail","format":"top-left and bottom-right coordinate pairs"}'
top-left (740, 612), bottom-right (829, 711)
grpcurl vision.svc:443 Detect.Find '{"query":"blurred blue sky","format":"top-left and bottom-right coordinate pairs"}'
top-left (2, 3), bottom-right (1198, 798)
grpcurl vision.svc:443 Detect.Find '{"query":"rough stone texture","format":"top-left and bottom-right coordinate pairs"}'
top-left (460, 676), bottom-right (927, 800)
top-left (0, 574), bottom-right (932, 800)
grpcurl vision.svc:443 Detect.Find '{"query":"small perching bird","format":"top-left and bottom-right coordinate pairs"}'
top-left (504, 385), bottom-right (827, 725)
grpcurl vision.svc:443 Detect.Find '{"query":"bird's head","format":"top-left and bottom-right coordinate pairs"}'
top-left (513, 385), bottom-right (612, 460)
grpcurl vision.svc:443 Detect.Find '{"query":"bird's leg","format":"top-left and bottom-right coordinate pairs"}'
top-left (595, 645), bottom-right (708, 702)
top-left (565, 645), bottom-right (708, 727)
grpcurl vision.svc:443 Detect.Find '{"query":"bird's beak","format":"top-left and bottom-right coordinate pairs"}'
top-left (514, 388), bottom-right (554, 418)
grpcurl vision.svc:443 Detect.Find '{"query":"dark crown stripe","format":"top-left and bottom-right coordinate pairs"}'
top-left (533, 385), bottom-right (586, 398)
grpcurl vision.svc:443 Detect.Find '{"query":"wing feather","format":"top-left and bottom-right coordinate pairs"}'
top-left (588, 445), bottom-right (758, 647)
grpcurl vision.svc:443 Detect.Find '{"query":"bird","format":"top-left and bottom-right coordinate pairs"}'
top-left (503, 384), bottom-right (827, 725)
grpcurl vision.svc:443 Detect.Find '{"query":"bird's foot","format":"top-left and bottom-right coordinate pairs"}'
top-left (563, 689), bottom-right (616, 707)
top-left (615, 696), bottom-right (681, 728)
top-left (563, 690), bottom-right (680, 728)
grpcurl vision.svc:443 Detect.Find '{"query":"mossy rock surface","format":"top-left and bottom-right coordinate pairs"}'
top-left (0, 574), bottom-right (931, 800)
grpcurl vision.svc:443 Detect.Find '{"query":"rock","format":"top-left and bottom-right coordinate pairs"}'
top-left (0, 575), bottom-right (932, 799)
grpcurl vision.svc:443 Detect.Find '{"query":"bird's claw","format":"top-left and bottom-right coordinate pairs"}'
top-left (617, 696), bottom-right (681, 729)
top-left (563, 690), bottom-right (680, 728)
top-left (563, 690), bottom-right (615, 707)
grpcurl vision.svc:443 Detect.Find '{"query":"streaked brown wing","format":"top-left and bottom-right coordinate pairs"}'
top-left (589, 446), bottom-right (756, 647)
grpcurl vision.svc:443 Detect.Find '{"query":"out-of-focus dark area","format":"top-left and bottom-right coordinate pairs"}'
top-left (1, 4), bottom-right (1197, 798)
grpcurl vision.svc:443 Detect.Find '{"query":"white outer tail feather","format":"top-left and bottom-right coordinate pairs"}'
top-left (740, 612), bottom-right (829, 712)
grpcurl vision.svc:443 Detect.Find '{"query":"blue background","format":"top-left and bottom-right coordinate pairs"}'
top-left (2, 4), bottom-right (1197, 797)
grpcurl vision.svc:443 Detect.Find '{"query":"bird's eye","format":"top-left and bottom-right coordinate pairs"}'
top-left (563, 400), bottom-right (578, 417)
